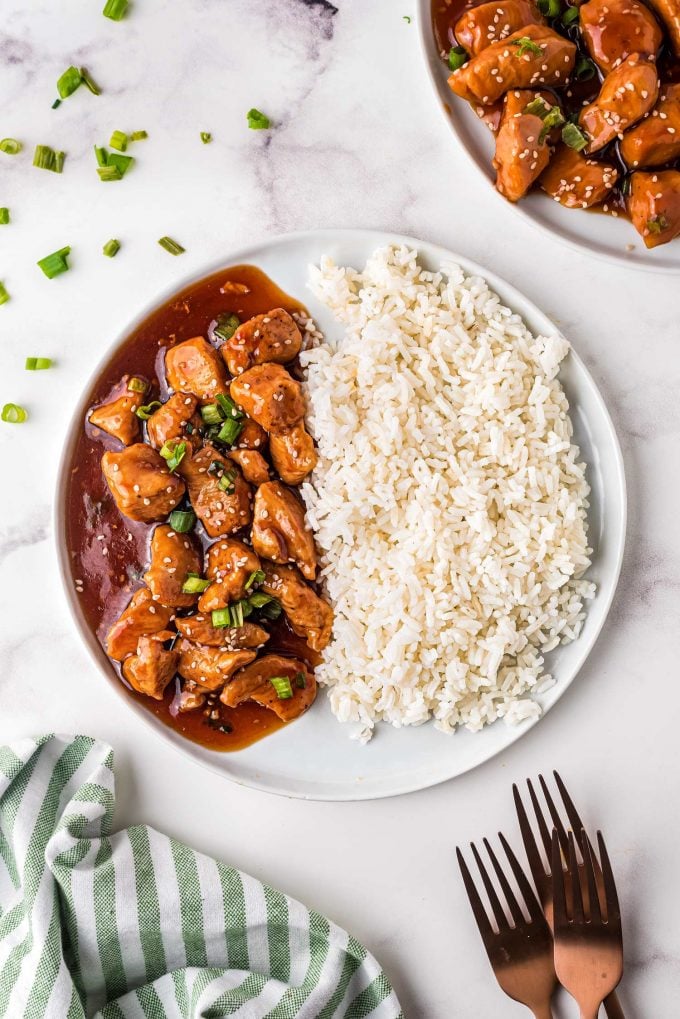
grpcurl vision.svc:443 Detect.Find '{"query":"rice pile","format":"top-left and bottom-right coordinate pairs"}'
top-left (300, 245), bottom-right (594, 742)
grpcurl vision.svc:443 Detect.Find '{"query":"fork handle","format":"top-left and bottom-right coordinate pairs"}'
top-left (603, 990), bottom-right (625, 1019)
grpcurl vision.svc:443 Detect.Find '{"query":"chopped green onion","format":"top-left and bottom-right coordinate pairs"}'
top-left (0, 282), bottom-right (9, 306)
top-left (131, 130), bottom-right (148, 141)
top-left (57, 66), bottom-right (82, 99)
top-left (216, 392), bottom-right (243, 419)
top-left (248, 591), bottom-right (274, 609)
top-left (562, 5), bottom-right (579, 23)
top-left (2, 403), bottom-right (27, 423)
top-left (182, 573), bottom-right (212, 594)
top-left (647, 214), bottom-right (668, 234)
top-left (103, 0), bottom-right (128, 20)
top-left (295, 672), bottom-right (306, 689)
top-left (211, 607), bottom-right (231, 627)
top-left (230, 601), bottom-right (244, 627)
top-left (168, 508), bottom-right (196, 532)
top-left (103, 238), bottom-right (121, 258)
top-left (160, 439), bottom-right (187, 472)
top-left (98, 164), bottom-right (121, 181)
top-left (245, 569), bottom-right (265, 590)
top-left (37, 246), bottom-right (71, 279)
top-left (269, 676), bottom-right (293, 700)
top-left (539, 106), bottom-right (565, 143)
top-left (127, 376), bottom-right (147, 393)
top-left (537, 0), bottom-right (561, 14)
top-left (0, 139), bottom-right (21, 155)
top-left (213, 312), bottom-right (241, 344)
top-left (33, 145), bottom-right (57, 171)
top-left (135, 400), bottom-right (161, 419)
top-left (106, 152), bottom-right (133, 176)
top-left (562, 122), bottom-right (588, 151)
top-left (448, 45), bottom-right (468, 71)
top-left (52, 99), bottom-right (61, 109)
top-left (575, 55), bottom-right (596, 80)
top-left (216, 418), bottom-right (243, 445)
top-left (513, 36), bottom-right (543, 56)
top-left (201, 403), bottom-right (223, 425)
top-left (208, 459), bottom-right (223, 475)
top-left (218, 469), bottom-right (237, 493)
top-left (403, 15), bottom-right (411, 23)
top-left (524, 97), bottom-right (550, 117)
top-left (94, 145), bottom-right (108, 167)
top-left (80, 67), bottom-right (102, 95)
top-left (158, 236), bottom-right (185, 255)
top-left (109, 130), bottom-right (128, 152)
top-left (25, 357), bottom-right (52, 370)
top-left (259, 598), bottom-right (282, 620)
top-left (200, 132), bottom-right (212, 144)
top-left (247, 108), bottom-right (271, 130)
top-left (54, 150), bottom-right (65, 173)
top-left (0, 208), bottom-right (9, 225)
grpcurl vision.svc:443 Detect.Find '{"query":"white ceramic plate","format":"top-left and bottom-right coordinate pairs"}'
top-left (416, 0), bottom-right (680, 274)
top-left (55, 229), bottom-right (626, 800)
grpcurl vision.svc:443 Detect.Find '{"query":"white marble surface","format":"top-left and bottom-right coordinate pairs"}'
top-left (1, 1), bottom-right (678, 1015)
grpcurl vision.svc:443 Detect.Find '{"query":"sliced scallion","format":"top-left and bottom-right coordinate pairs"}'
top-left (247, 108), bottom-right (271, 130)
top-left (135, 400), bottom-right (161, 419)
top-left (524, 97), bottom-right (550, 117)
top-left (57, 66), bottom-right (82, 99)
top-left (160, 439), bottom-right (187, 472)
top-left (200, 131), bottom-right (212, 144)
top-left (25, 357), bottom-right (52, 370)
top-left (103, 0), bottom-right (128, 21)
top-left (562, 122), bottom-right (588, 151)
top-left (539, 106), bottom-right (565, 143)
top-left (537, 0), bottom-right (561, 15)
top-left (0, 208), bottom-right (9, 225)
top-left (0, 282), bottom-right (10, 306)
top-left (2, 403), bottom-right (27, 423)
top-left (103, 238), bottom-right (121, 257)
top-left (562, 5), bottom-right (579, 23)
top-left (213, 313), bottom-right (241, 344)
top-left (248, 591), bottom-right (274, 609)
top-left (127, 376), bottom-right (147, 393)
top-left (211, 607), bottom-right (231, 628)
top-left (106, 152), bottom-right (133, 176)
top-left (54, 150), bottom-right (66, 173)
top-left (0, 139), bottom-right (21, 155)
top-left (52, 99), bottom-right (61, 109)
top-left (168, 508), bottom-right (196, 532)
top-left (258, 598), bottom-right (282, 620)
top-left (158, 236), bottom-right (185, 255)
top-left (230, 600), bottom-right (245, 628)
top-left (575, 55), bottom-right (596, 80)
top-left (94, 145), bottom-right (108, 166)
top-left (182, 573), bottom-right (212, 594)
top-left (80, 67), bottom-right (102, 95)
top-left (216, 417), bottom-right (243, 445)
top-left (513, 36), bottom-right (543, 56)
top-left (37, 246), bottom-right (71, 279)
top-left (647, 214), bottom-right (668, 234)
top-left (245, 569), bottom-right (265, 590)
top-left (218, 469), bottom-right (236, 493)
top-left (109, 130), bottom-right (128, 152)
top-left (448, 45), bottom-right (468, 71)
top-left (295, 672), bottom-right (306, 689)
top-left (269, 676), bottom-right (293, 699)
top-left (216, 392), bottom-right (243, 419)
top-left (201, 403), bottom-right (223, 425)
top-left (97, 164), bottom-right (121, 181)
top-left (33, 145), bottom-right (56, 171)
top-left (131, 130), bottom-right (148, 141)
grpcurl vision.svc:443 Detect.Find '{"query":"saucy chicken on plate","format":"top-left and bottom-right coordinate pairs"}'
top-left (433, 0), bottom-right (680, 247)
top-left (66, 266), bottom-right (333, 751)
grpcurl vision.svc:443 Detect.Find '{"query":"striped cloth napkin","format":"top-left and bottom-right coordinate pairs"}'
top-left (0, 735), bottom-right (403, 1019)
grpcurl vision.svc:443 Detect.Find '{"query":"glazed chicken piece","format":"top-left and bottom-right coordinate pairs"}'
top-left (628, 170), bottom-right (680, 248)
top-left (645, 0), bottom-right (680, 55)
top-left (269, 423), bottom-right (318, 485)
top-left (88, 387), bottom-right (141, 446)
top-left (234, 417), bottom-right (268, 451)
top-left (177, 640), bottom-right (256, 691)
top-left (579, 0), bottom-right (662, 74)
top-left (448, 25), bottom-right (576, 106)
top-left (106, 587), bottom-right (173, 661)
top-left (178, 445), bottom-right (252, 538)
top-left (122, 632), bottom-right (179, 700)
top-left (493, 90), bottom-right (555, 203)
top-left (220, 654), bottom-right (315, 722)
top-left (261, 562), bottom-right (333, 653)
top-left (165, 336), bottom-right (229, 400)
top-left (228, 448), bottom-right (270, 486)
top-left (455, 0), bottom-right (544, 57)
top-left (230, 364), bottom-right (305, 433)
top-left (175, 615), bottom-right (269, 649)
top-left (197, 538), bottom-right (261, 612)
top-left (620, 83), bottom-right (680, 168)
top-left (252, 482), bottom-right (317, 581)
top-left (102, 443), bottom-right (185, 523)
top-left (540, 144), bottom-right (618, 207)
top-left (221, 308), bottom-right (303, 376)
top-left (146, 392), bottom-right (199, 450)
top-left (143, 524), bottom-right (202, 608)
top-left (174, 680), bottom-right (207, 713)
top-left (579, 55), bottom-right (658, 153)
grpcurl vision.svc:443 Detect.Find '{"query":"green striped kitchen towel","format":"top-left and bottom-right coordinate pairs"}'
top-left (0, 735), bottom-right (403, 1019)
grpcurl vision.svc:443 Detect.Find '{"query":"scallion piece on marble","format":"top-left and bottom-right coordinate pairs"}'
top-left (103, 0), bottom-right (128, 20)
top-left (37, 247), bottom-right (71, 279)
top-left (0, 282), bottom-right (9, 305)
top-left (131, 130), bottom-right (148, 141)
top-left (109, 130), bottom-right (128, 152)
top-left (80, 67), bottom-right (102, 95)
top-left (54, 151), bottom-right (66, 173)
top-left (247, 108), bottom-right (271, 130)
top-left (200, 132), bottom-right (212, 144)
top-left (25, 357), bottom-right (52, 370)
top-left (2, 403), bottom-right (27, 423)
top-left (0, 138), bottom-right (21, 155)
top-left (33, 145), bottom-right (57, 171)
top-left (103, 238), bottom-right (121, 257)
top-left (98, 164), bottom-right (121, 181)
top-left (158, 236), bottom-right (185, 255)
top-left (57, 66), bottom-right (83, 99)
top-left (0, 208), bottom-right (9, 225)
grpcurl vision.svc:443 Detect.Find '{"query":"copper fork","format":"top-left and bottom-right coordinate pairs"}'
top-left (457, 834), bottom-right (556, 1018)
top-left (552, 829), bottom-right (623, 1019)
top-left (513, 773), bottom-right (625, 1019)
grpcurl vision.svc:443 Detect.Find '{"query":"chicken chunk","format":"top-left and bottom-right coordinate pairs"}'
top-left (269, 423), bottom-right (318, 485)
top-left (197, 538), bottom-right (261, 612)
top-left (122, 633), bottom-right (178, 700)
top-left (175, 615), bottom-right (269, 649)
top-left (455, 0), bottom-right (544, 57)
top-left (539, 145), bottom-right (618, 207)
top-left (173, 681), bottom-right (207, 714)
top-left (579, 0), bottom-right (662, 74)
top-left (579, 55), bottom-right (658, 154)
top-left (165, 336), bottom-right (229, 400)
top-left (177, 640), bottom-right (256, 691)
top-left (221, 308), bottom-right (302, 376)
top-left (252, 482), bottom-right (317, 581)
top-left (645, 0), bottom-right (680, 55)
top-left (228, 448), bottom-right (270, 486)
top-left (230, 364), bottom-right (305, 433)
top-left (178, 446), bottom-right (252, 538)
top-left (106, 587), bottom-right (173, 661)
top-left (146, 392), bottom-right (200, 450)
top-left (261, 562), bottom-right (333, 652)
top-left (448, 25), bottom-right (576, 106)
top-left (102, 444), bottom-right (185, 523)
top-left (88, 388), bottom-right (141, 446)
top-left (220, 654), bottom-right (315, 722)
top-left (143, 524), bottom-right (202, 608)
top-left (628, 170), bottom-right (680, 248)
top-left (493, 90), bottom-right (554, 202)
top-left (620, 83), bottom-right (680, 169)
top-left (234, 417), bottom-right (269, 451)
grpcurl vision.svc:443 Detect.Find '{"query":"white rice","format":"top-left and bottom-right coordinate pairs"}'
top-left (300, 245), bottom-right (594, 742)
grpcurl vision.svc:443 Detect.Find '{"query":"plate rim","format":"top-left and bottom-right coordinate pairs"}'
top-left (53, 227), bottom-right (627, 800)
top-left (414, 0), bottom-right (680, 275)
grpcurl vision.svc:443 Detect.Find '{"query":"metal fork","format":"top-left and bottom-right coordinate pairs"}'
top-left (513, 772), bottom-right (625, 1019)
top-left (552, 829), bottom-right (624, 1019)
top-left (457, 834), bottom-right (556, 1018)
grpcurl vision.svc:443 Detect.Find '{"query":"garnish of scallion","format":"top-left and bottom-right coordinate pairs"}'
top-left (168, 508), bottom-right (196, 532)
top-left (103, 238), bottom-right (121, 257)
top-left (562, 5), bottom-right (579, 23)
top-left (57, 66), bottom-right (82, 99)
top-left (539, 106), bottom-right (565, 143)
top-left (537, 0), bottom-right (561, 15)
top-left (103, 0), bottom-right (128, 20)
top-left (216, 393), bottom-right (244, 419)
top-left (182, 573), bottom-right (212, 594)
top-left (2, 403), bottom-right (27, 423)
top-left (448, 45), bottom-right (468, 71)
top-left (110, 130), bottom-right (128, 152)
top-left (107, 152), bottom-right (133, 176)
top-left (201, 403), bottom-right (223, 425)
top-left (158, 236), bottom-right (185, 255)
top-left (245, 569), bottom-right (265, 590)
top-left (52, 99), bottom-right (61, 110)
top-left (561, 122), bottom-right (588, 151)
top-left (80, 67), bottom-right (102, 95)
top-left (159, 439), bottom-right (187, 472)
top-left (131, 130), bottom-right (148, 141)
top-left (33, 145), bottom-right (57, 171)
top-left (213, 313), bottom-right (241, 344)
top-left (247, 108), bottom-right (271, 130)
top-left (295, 672), bottom-right (306, 689)
top-left (574, 55), bottom-right (596, 80)
top-left (94, 145), bottom-right (108, 166)
top-left (127, 376), bottom-right (148, 393)
top-left (54, 151), bottom-right (66, 173)
top-left (98, 165), bottom-right (121, 182)
top-left (269, 676), bottom-right (293, 700)
top-left (211, 607), bottom-right (231, 628)
top-left (200, 132), bottom-right (212, 144)
top-left (37, 247), bottom-right (71, 279)
top-left (513, 36), bottom-right (543, 56)
top-left (0, 139), bottom-right (22, 155)
top-left (217, 418), bottom-right (243, 445)
top-left (0, 282), bottom-right (9, 305)
top-left (25, 357), bottom-right (52, 370)
top-left (135, 400), bottom-right (161, 419)
top-left (0, 208), bottom-right (9, 225)
top-left (218, 469), bottom-right (236, 493)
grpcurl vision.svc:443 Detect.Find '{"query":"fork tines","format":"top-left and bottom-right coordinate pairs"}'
top-left (552, 828), bottom-right (621, 931)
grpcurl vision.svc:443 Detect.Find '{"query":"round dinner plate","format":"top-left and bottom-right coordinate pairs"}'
top-left (55, 229), bottom-right (626, 800)
top-left (415, 1), bottom-right (680, 274)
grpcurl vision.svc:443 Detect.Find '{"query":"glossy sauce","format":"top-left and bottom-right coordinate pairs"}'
top-left (65, 265), bottom-right (318, 752)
